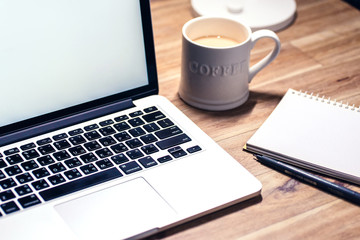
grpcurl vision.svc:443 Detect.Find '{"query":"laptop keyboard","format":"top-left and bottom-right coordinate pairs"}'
top-left (0, 106), bottom-right (201, 216)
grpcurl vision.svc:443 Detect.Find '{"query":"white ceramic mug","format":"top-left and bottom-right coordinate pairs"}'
top-left (179, 16), bottom-right (281, 111)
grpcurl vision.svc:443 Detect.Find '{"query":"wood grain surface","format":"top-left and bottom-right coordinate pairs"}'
top-left (148, 0), bottom-right (360, 239)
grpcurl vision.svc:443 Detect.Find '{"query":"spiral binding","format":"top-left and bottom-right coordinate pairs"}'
top-left (291, 89), bottom-right (360, 112)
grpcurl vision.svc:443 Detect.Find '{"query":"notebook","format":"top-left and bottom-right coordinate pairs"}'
top-left (0, 0), bottom-right (261, 239)
top-left (245, 88), bottom-right (360, 184)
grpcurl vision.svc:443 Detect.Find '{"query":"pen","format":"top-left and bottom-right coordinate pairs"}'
top-left (255, 155), bottom-right (360, 206)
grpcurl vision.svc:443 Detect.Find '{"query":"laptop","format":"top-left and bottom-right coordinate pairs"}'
top-left (0, 0), bottom-right (262, 239)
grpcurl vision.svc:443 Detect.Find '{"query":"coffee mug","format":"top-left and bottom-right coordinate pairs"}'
top-left (179, 16), bottom-right (281, 111)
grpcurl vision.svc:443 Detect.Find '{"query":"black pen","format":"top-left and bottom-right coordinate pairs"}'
top-left (255, 155), bottom-right (360, 206)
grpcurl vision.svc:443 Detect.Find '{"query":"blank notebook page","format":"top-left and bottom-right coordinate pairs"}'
top-left (247, 89), bottom-right (360, 183)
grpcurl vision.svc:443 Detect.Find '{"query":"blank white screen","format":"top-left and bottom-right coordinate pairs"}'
top-left (0, 0), bottom-right (148, 127)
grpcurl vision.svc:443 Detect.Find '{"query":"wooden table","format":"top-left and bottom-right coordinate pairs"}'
top-left (149, 0), bottom-right (360, 239)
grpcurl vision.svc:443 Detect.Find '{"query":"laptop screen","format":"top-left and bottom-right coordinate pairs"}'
top-left (0, 0), bottom-right (157, 135)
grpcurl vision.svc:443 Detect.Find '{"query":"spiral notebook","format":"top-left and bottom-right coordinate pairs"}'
top-left (245, 88), bottom-right (360, 185)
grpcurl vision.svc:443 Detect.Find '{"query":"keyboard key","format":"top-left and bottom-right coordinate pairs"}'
top-left (53, 133), bottom-right (68, 141)
top-left (113, 122), bottom-right (131, 131)
top-left (0, 159), bottom-right (7, 168)
top-left (64, 169), bottom-right (82, 180)
top-left (143, 106), bottom-right (158, 113)
top-left (32, 179), bottom-right (50, 190)
top-left (140, 134), bottom-right (158, 144)
top-left (125, 138), bottom-right (143, 149)
top-left (0, 178), bottom-right (17, 189)
top-left (126, 149), bottom-right (144, 159)
top-left (99, 126), bottom-right (116, 136)
top-left (5, 154), bottom-right (24, 165)
top-left (22, 149), bottom-right (40, 160)
top-left (128, 117), bottom-right (145, 127)
top-left (0, 190), bottom-right (16, 202)
top-left (96, 158), bottom-right (114, 170)
top-left (142, 111), bottom-right (166, 123)
top-left (110, 143), bottom-right (128, 154)
top-left (99, 119), bottom-right (114, 127)
top-left (95, 148), bottom-right (113, 159)
top-left (53, 150), bottom-right (71, 161)
top-left (84, 140), bottom-right (102, 151)
top-left (32, 168), bottom-right (50, 179)
top-left (80, 163), bottom-right (98, 175)
top-left (37, 155), bottom-right (55, 166)
top-left (54, 139), bottom-right (71, 150)
top-left (40, 167), bottom-right (122, 201)
top-left (155, 126), bottom-right (182, 139)
top-left (15, 184), bottom-right (33, 196)
top-left (5, 165), bottom-right (22, 176)
top-left (84, 130), bottom-right (101, 140)
top-left (4, 148), bottom-right (19, 156)
top-left (69, 135), bottom-right (86, 145)
top-left (20, 143), bottom-right (36, 151)
top-left (0, 170), bottom-right (5, 179)
top-left (111, 154), bottom-right (129, 165)
top-left (129, 127), bottom-right (146, 137)
top-left (143, 123), bottom-right (160, 133)
top-left (84, 124), bottom-right (99, 131)
top-left (157, 155), bottom-right (173, 163)
top-left (141, 144), bottom-right (159, 155)
top-left (68, 128), bottom-right (84, 136)
top-left (48, 174), bottom-right (66, 185)
top-left (129, 110), bottom-right (143, 118)
top-left (157, 118), bottom-right (174, 128)
top-left (48, 162), bottom-right (66, 173)
top-left (64, 158), bottom-right (82, 168)
top-left (1, 201), bottom-right (20, 214)
top-left (36, 138), bottom-right (52, 146)
top-left (15, 173), bottom-right (33, 184)
top-left (119, 161), bottom-right (142, 174)
top-left (114, 132), bottom-right (131, 142)
top-left (187, 145), bottom-right (202, 153)
top-left (99, 136), bottom-right (116, 146)
top-left (21, 160), bottom-right (39, 171)
top-left (18, 194), bottom-right (41, 209)
top-left (168, 146), bottom-right (187, 158)
top-left (38, 144), bottom-right (56, 155)
top-left (156, 134), bottom-right (191, 150)
top-left (114, 115), bottom-right (129, 122)
top-left (138, 156), bottom-right (157, 168)
top-left (68, 146), bottom-right (86, 156)
top-left (80, 153), bottom-right (98, 163)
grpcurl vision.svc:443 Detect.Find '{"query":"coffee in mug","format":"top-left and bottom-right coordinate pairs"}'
top-left (192, 35), bottom-right (241, 48)
top-left (179, 17), bottom-right (281, 111)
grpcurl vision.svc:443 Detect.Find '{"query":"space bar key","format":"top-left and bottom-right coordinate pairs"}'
top-left (39, 167), bottom-right (123, 201)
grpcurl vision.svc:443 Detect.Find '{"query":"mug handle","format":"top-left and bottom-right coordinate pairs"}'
top-left (248, 29), bottom-right (281, 82)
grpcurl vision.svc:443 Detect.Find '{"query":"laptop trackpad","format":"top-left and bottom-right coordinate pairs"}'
top-left (55, 177), bottom-right (176, 240)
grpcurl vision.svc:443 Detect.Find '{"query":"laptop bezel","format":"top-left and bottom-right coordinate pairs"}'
top-left (0, 0), bottom-right (158, 139)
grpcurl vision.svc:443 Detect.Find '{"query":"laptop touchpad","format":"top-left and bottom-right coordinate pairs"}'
top-left (55, 177), bottom-right (176, 240)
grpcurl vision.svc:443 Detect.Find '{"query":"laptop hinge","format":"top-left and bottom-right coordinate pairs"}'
top-left (0, 99), bottom-right (135, 147)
